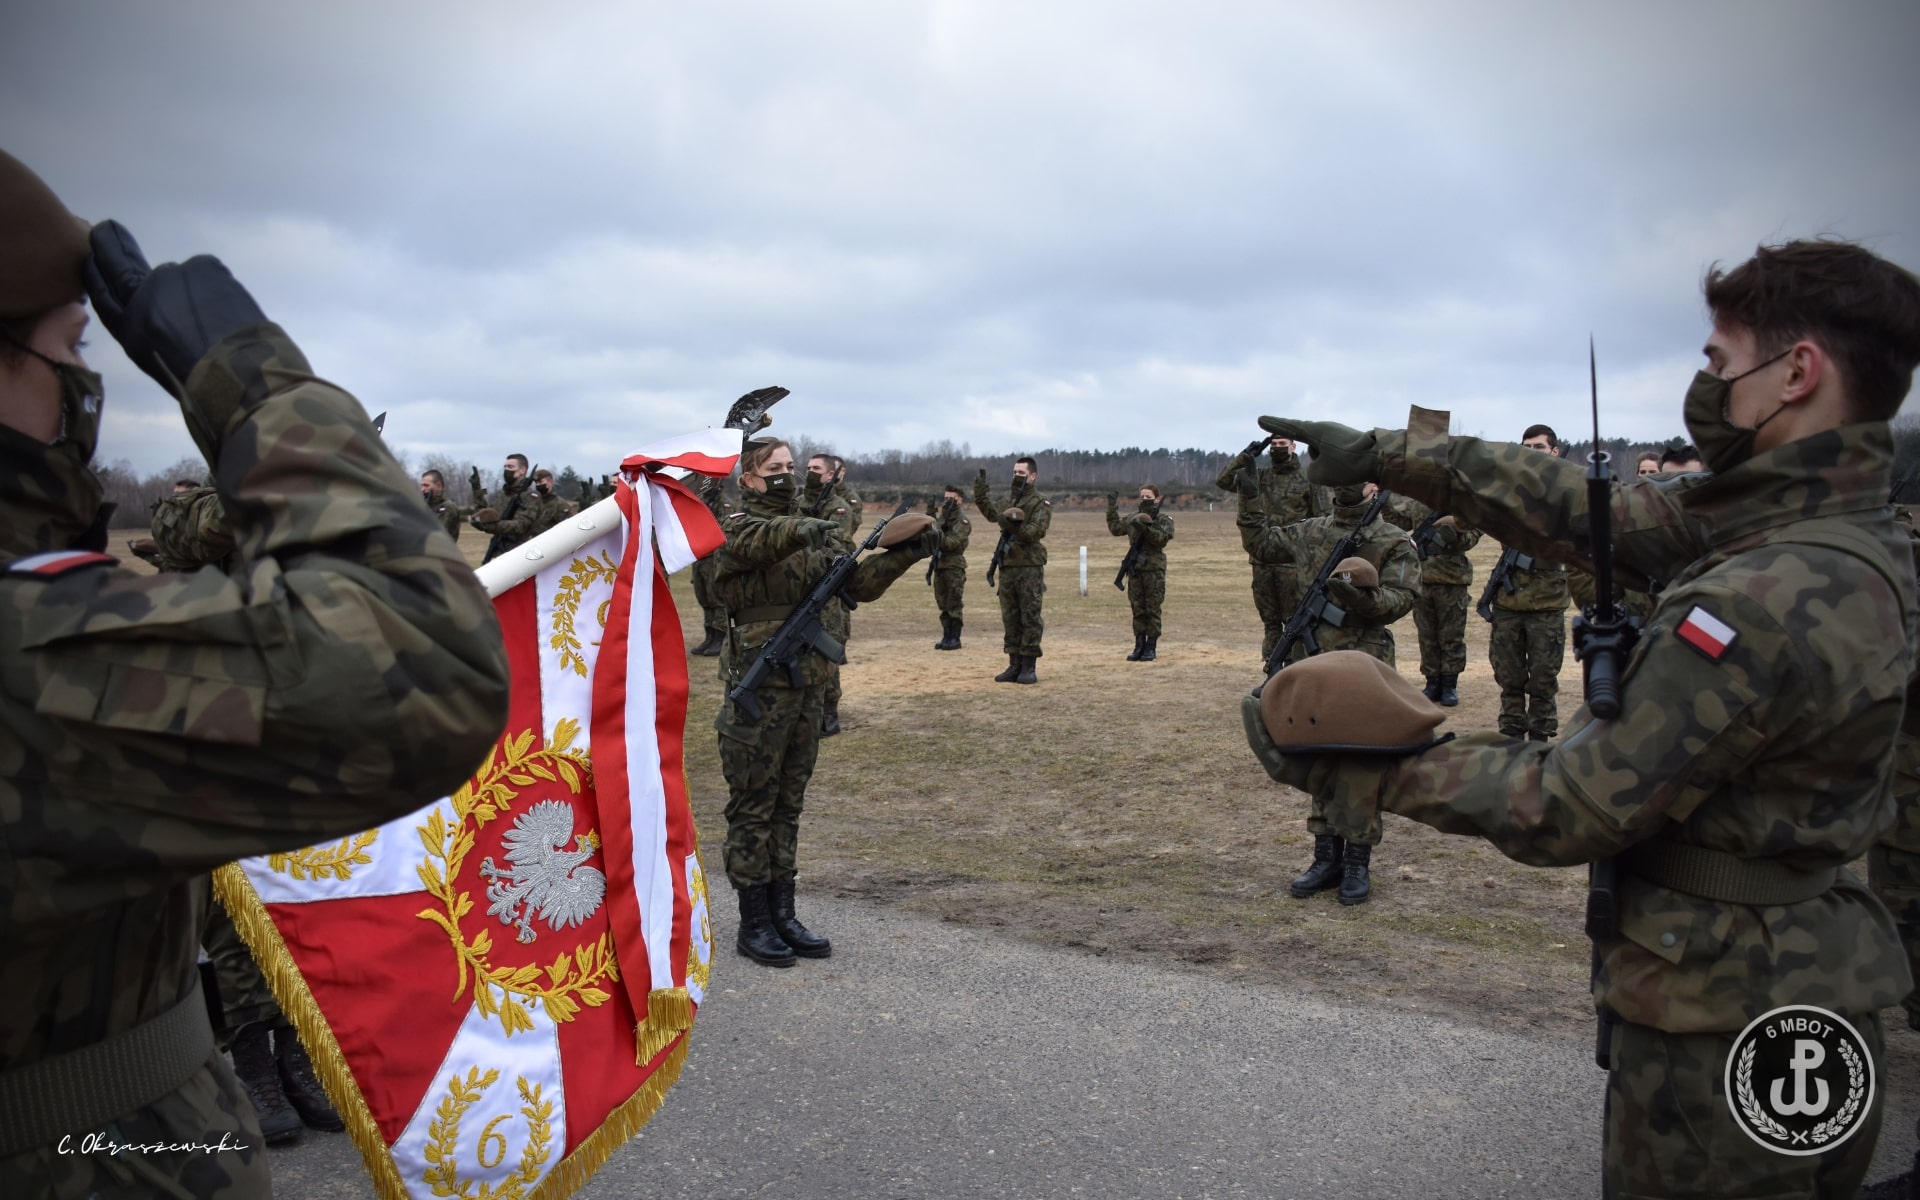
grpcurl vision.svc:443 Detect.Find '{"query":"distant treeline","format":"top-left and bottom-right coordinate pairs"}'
top-left (92, 421), bottom-right (1920, 529)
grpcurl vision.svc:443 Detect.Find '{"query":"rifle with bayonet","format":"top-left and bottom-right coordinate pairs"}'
top-left (726, 499), bottom-right (911, 723)
top-left (1259, 488), bottom-right (1391, 681)
top-left (1474, 545), bottom-right (1533, 622)
top-left (1569, 337), bottom-right (1641, 1068)
top-left (1114, 496), bottom-right (1161, 589)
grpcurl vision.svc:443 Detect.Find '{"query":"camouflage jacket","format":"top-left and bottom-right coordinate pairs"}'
top-left (1567, 566), bottom-right (1658, 625)
top-left (147, 485), bottom-right (235, 574)
top-left (1879, 512), bottom-right (1920, 859)
top-left (474, 483), bottom-right (570, 549)
top-left (934, 498), bottom-right (971, 570)
top-left (712, 489), bottom-right (928, 689)
top-left (973, 479), bottom-right (1051, 568)
top-left (1488, 543), bottom-right (1569, 612)
top-left (1106, 500), bottom-right (1174, 572)
top-left (1382, 496), bottom-right (1480, 587)
top-left (1216, 448), bottom-right (1325, 564)
top-left (1237, 491), bottom-right (1420, 655)
top-left (421, 490), bottom-right (467, 542)
top-left (0, 327), bottom-right (509, 1173)
top-left (1362, 406), bottom-right (1916, 1031)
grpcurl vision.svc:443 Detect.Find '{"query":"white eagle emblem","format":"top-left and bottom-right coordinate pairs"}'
top-left (478, 800), bottom-right (607, 944)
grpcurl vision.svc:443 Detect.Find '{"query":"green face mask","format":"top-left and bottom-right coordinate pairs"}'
top-left (1332, 484), bottom-right (1367, 508)
top-left (0, 354), bottom-right (109, 553)
top-left (1682, 348), bottom-right (1793, 474)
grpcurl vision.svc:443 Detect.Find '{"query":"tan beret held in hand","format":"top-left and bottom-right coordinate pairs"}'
top-left (1331, 556), bottom-right (1378, 588)
top-left (1258, 650), bottom-right (1446, 754)
top-left (875, 512), bottom-right (934, 548)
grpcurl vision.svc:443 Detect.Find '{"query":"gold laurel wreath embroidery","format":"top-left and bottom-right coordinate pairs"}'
top-left (1734, 1042), bottom-right (1794, 1142)
top-left (267, 829), bottom-right (379, 882)
top-left (416, 719), bottom-right (619, 1035)
top-left (550, 552), bottom-right (618, 678)
top-left (1808, 1040), bottom-right (1866, 1144)
top-left (421, 1067), bottom-right (555, 1199)
top-left (687, 857), bottom-right (712, 994)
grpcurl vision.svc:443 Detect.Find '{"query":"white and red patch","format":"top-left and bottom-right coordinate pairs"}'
top-left (1676, 605), bottom-right (1739, 661)
top-left (5, 550), bottom-right (116, 577)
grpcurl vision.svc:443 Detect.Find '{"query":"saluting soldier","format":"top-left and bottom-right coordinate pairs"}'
top-left (930, 484), bottom-right (971, 650)
top-left (0, 152), bottom-right (509, 1196)
top-left (1255, 237), bottom-right (1920, 1198)
top-left (974, 456), bottom-right (1051, 684)
top-left (1238, 476), bottom-right (1419, 904)
top-left (1217, 434), bottom-right (1327, 666)
top-left (1384, 497), bottom-right (1480, 705)
top-left (1107, 484), bottom-right (1174, 661)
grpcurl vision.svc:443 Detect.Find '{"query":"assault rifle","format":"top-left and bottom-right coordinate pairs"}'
top-left (1568, 338), bottom-right (1640, 1067)
top-left (727, 499), bottom-right (912, 723)
top-left (1474, 545), bottom-right (1533, 622)
top-left (985, 527), bottom-right (1012, 590)
top-left (925, 498), bottom-right (944, 584)
top-left (1409, 509), bottom-right (1446, 560)
top-left (1259, 488), bottom-right (1391, 681)
top-left (1114, 499), bottom-right (1161, 589)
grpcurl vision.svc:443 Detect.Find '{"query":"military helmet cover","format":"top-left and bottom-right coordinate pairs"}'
top-left (0, 149), bottom-right (91, 321)
top-left (875, 512), bottom-right (933, 548)
top-left (1258, 650), bottom-right (1446, 754)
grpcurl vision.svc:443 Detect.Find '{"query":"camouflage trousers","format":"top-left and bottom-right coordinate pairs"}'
top-left (691, 556), bottom-right (727, 638)
top-left (1869, 842), bottom-right (1920, 1032)
top-left (1125, 570), bottom-right (1165, 639)
top-left (1303, 640), bottom-right (1396, 846)
top-left (934, 565), bottom-right (965, 624)
top-left (1490, 608), bottom-right (1565, 738)
top-left (1251, 563), bottom-right (1303, 663)
top-left (1602, 1015), bottom-right (1884, 1199)
top-left (1413, 583), bottom-right (1471, 678)
top-left (996, 565), bottom-right (1046, 658)
top-left (824, 605), bottom-right (850, 708)
top-left (203, 900), bottom-right (284, 1046)
top-left (716, 682), bottom-right (823, 889)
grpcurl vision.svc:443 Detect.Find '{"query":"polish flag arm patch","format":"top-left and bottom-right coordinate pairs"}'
top-left (1675, 605), bottom-right (1738, 661)
top-left (5, 550), bottom-right (117, 577)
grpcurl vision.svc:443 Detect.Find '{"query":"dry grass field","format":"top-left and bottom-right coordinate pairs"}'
top-left (647, 506), bottom-right (1598, 1036)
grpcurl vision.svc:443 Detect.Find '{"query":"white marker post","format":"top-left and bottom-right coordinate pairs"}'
top-left (1079, 546), bottom-right (1088, 596)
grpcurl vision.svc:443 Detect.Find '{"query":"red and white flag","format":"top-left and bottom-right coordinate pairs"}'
top-left (1675, 604), bottom-right (1738, 662)
top-left (215, 428), bottom-right (740, 1199)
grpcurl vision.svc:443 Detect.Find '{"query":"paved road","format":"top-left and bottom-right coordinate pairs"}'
top-left (271, 896), bottom-right (1920, 1199)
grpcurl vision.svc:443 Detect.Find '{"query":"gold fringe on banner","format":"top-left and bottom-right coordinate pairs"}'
top-left (212, 863), bottom-right (410, 1200)
top-left (529, 1032), bottom-right (690, 1200)
top-left (634, 987), bottom-right (694, 1066)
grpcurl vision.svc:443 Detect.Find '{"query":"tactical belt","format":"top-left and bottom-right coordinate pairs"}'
top-left (0, 976), bottom-right (212, 1156)
top-left (731, 605), bottom-right (794, 626)
top-left (1621, 842), bottom-right (1838, 907)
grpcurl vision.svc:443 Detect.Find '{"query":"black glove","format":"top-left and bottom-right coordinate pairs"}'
top-left (1258, 417), bottom-right (1379, 487)
top-left (1242, 438), bottom-right (1268, 458)
top-left (800, 518), bottom-right (838, 547)
top-left (1107, 492), bottom-right (1118, 505)
top-left (85, 220), bottom-right (268, 397)
top-left (467, 466), bottom-right (483, 499)
top-left (974, 468), bottom-right (988, 490)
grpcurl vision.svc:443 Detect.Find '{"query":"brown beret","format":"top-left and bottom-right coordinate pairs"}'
top-left (1331, 556), bottom-right (1378, 588)
top-left (0, 149), bottom-right (90, 321)
top-left (1258, 651), bottom-right (1445, 755)
top-left (876, 512), bottom-right (933, 548)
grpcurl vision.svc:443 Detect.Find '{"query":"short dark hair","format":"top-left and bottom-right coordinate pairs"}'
top-left (1705, 239), bottom-right (1920, 422)
top-left (943, 485), bottom-right (964, 497)
top-left (531, 467), bottom-right (554, 482)
top-left (1659, 443), bottom-right (1700, 468)
top-left (1521, 424), bottom-right (1558, 448)
top-left (507, 453), bottom-right (529, 470)
top-left (1015, 456), bottom-right (1038, 473)
top-left (422, 468), bottom-right (446, 486)
top-left (1141, 483), bottom-right (1162, 500)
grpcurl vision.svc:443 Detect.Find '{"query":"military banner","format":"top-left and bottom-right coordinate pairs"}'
top-left (214, 429), bottom-right (739, 1199)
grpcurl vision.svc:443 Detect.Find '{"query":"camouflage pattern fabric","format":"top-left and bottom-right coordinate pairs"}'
top-left (690, 485), bottom-right (729, 640)
top-left (1568, 565), bottom-right (1658, 625)
top-left (1360, 408), bottom-right (1917, 1034)
top-left (933, 498), bottom-right (969, 624)
top-left (1109, 499), bottom-right (1174, 640)
top-left (1489, 609), bottom-right (1565, 739)
top-left (471, 472), bottom-right (531, 562)
top-left (815, 482), bottom-right (861, 709)
top-left (1870, 511), bottom-right (1920, 1032)
top-left (1490, 544), bottom-right (1569, 612)
top-left (995, 566), bottom-right (1046, 657)
top-left (420, 491), bottom-right (465, 543)
top-left (147, 486), bottom-right (233, 574)
top-left (711, 485), bottom-right (928, 886)
top-left (0, 324), bottom-right (511, 1196)
top-left (973, 478), bottom-right (1051, 568)
top-left (1602, 1016), bottom-right (1884, 1199)
top-left (1383, 498), bottom-right (1480, 680)
top-left (201, 902), bottom-right (280, 1044)
top-left (1250, 563), bottom-right (1297, 664)
top-left (1219, 448), bottom-right (1323, 659)
top-left (1124, 571), bottom-right (1166, 640)
top-left (933, 569), bottom-right (966, 624)
top-left (1236, 490), bottom-right (1421, 668)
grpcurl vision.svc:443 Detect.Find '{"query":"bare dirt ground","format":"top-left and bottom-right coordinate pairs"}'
top-left (652, 506), bottom-right (1599, 1037)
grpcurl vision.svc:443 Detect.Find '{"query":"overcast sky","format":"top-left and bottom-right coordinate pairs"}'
top-left (5, 1), bottom-right (1917, 477)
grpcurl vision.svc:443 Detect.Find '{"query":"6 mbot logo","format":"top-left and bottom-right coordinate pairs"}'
top-left (1725, 1005), bottom-right (1874, 1154)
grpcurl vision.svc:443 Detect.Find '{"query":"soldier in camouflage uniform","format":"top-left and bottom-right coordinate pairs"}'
top-left (930, 485), bottom-right (970, 650)
top-left (688, 479), bottom-right (730, 657)
top-left (1483, 425), bottom-right (1571, 741)
top-left (1217, 435), bottom-right (1326, 666)
top-left (469, 453), bottom-right (530, 562)
top-left (1107, 484), bottom-right (1174, 661)
top-left (472, 464), bottom-right (572, 560)
top-left (0, 155), bottom-right (509, 1199)
top-left (805, 454), bottom-right (861, 736)
top-left (974, 457), bottom-right (1051, 684)
top-left (419, 468), bottom-right (468, 545)
top-left (1238, 476), bottom-right (1419, 904)
top-left (1256, 236), bottom-right (1920, 1199)
top-left (1383, 496), bottom-right (1480, 705)
top-left (712, 439), bottom-right (933, 966)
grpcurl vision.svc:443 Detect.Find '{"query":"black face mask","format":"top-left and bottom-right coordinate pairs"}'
top-left (1011, 475), bottom-right (1029, 495)
top-left (0, 343), bottom-right (110, 554)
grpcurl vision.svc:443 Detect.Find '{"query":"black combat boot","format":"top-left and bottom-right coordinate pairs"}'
top-left (1289, 835), bottom-right (1345, 898)
top-left (994, 654), bottom-right (1021, 683)
top-left (1422, 674), bottom-right (1442, 702)
top-left (736, 886), bottom-right (796, 967)
top-left (230, 1021), bottom-right (302, 1145)
top-left (1015, 655), bottom-right (1038, 685)
top-left (1126, 635), bottom-right (1144, 661)
top-left (767, 878), bottom-right (832, 958)
top-left (1437, 673), bottom-right (1460, 707)
top-left (1499, 726), bottom-right (1527, 740)
top-left (693, 629), bottom-right (724, 657)
top-left (275, 1028), bottom-right (345, 1131)
top-left (934, 620), bottom-right (953, 650)
top-left (1339, 842), bottom-right (1373, 905)
top-left (820, 698), bottom-right (840, 737)
top-left (1138, 636), bottom-right (1157, 662)
top-left (948, 619), bottom-right (962, 650)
